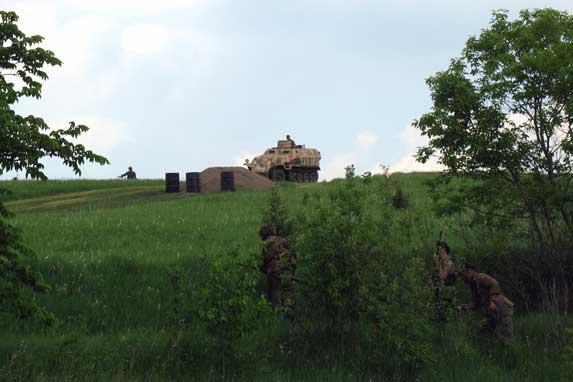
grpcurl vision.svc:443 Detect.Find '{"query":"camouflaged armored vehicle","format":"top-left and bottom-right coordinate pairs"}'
top-left (245, 136), bottom-right (321, 182)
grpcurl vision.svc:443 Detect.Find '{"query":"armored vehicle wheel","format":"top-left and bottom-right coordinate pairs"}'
top-left (271, 168), bottom-right (286, 182)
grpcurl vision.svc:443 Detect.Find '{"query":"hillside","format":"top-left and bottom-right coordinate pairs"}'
top-left (0, 174), bottom-right (567, 381)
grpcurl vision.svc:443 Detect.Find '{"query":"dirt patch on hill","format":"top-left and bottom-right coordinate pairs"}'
top-left (199, 167), bottom-right (275, 193)
top-left (6, 186), bottom-right (163, 212)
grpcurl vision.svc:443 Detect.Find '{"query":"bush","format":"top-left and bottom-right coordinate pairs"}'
top-left (293, 176), bottom-right (435, 372)
top-left (194, 249), bottom-right (276, 375)
top-left (392, 185), bottom-right (409, 209)
top-left (371, 256), bottom-right (435, 371)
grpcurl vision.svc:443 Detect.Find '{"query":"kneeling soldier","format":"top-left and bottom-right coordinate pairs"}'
top-left (259, 224), bottom-right (297, 316)
top-left (461, 264), bottom-right (514, 344)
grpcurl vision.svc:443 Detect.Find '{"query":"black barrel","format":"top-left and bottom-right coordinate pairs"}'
top-left (220, 171), bottom-right (235, 192)
top-left (186, 172), bottom-right (201, 193)
top-left (165, 173), bottom-right (180, 193)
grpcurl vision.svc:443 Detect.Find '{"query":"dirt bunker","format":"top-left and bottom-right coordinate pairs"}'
top-left (198, 167), bottom-right (275, 193)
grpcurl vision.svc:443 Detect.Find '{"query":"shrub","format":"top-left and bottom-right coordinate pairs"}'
top-left (371, 256), bottom-right (435, 371)
top-left (392, 185), bottom-right (409, 209)
top-left (194, 249), bottom-right (275, 374)
top-left (261, 187), bottom-right (293, 239)
top-left (293, 176), bottom-right (435, 371)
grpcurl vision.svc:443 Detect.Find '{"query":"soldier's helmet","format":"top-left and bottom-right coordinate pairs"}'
top-left (259, 224), bottom-right (277, 238)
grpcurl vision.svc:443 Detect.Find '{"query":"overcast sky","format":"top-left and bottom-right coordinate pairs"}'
top-left (4, 0), bottom-right (573, 180)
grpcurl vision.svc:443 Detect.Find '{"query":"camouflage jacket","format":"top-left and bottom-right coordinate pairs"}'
top-left (470, 273), bottom-right (506, 309)
top-left (261, 235), bottom-right (296, 274)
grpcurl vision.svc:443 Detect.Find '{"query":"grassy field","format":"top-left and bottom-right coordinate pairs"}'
top-left (0, 179), bottom-right (164, 202)
top-left (0, 175), bottom-right (568, 381)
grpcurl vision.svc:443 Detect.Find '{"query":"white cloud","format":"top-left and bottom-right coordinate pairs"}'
top-left (321, 152), bottom-right (358, 181)
top-left (385, 124), bottom-right (444, 173)
top-left (356, 130), bottom-right (379, 150)
top-left (51, 16), bottom-right (114, 79)
top-left (122, 24), bottom-right (170, 56)
top-left (321, 129), bottom-right (379, 180)
top-left (7, 1), bottom-right (58, 36)
top-left (95, 70), bottom-right (121, 99)
top-left (52, 117), bottom-right (132, 156)
top-left (61, 0), bottom-right (209, 13)
top-left (389, 152), bottom-right (443, 173)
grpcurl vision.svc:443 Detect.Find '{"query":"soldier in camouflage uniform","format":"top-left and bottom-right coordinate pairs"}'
top-left (433, 241), bottom-right (456, 285)
top-left (461, 264), bottom-right (514, 344)
top-left (259, 224), bottom-right (297, 316)
top-left (432, 241), bottom-right (457, 322)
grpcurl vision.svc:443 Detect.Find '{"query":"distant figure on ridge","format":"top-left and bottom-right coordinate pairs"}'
top-left (286, 134), bottom-right (296, 148)
top-left (120, 166), bottom-right (137, 180)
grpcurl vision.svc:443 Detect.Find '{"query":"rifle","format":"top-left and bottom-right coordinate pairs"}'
top-left (435, 230), bottom-right (443, 257)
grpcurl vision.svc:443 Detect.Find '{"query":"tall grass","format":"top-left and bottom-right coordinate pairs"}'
top-left (0, 175), bottom-right (567, 380)
top-left (0, 179), bottom-right (163, 202)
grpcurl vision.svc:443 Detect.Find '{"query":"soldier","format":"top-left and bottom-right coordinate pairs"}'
top-left (433, 241), bottom-right (456, 286)
top-left (461, 264), bottom-right (514, 344)
top-left (120, 166), bottom-right (137, 179)
top-left (286, 135), bottom-right (296, 148)
top-left (432, 241), bottom-right (457, 322)
top-left (259, 224), bottom-right (297, 316)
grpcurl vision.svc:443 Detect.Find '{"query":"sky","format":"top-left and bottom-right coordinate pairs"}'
top-left (3, 0), bottom-right (573, 180)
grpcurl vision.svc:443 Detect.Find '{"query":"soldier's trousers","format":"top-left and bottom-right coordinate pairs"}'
top-left (267, 272), bottom-right (294, 316)
top-left (267, 273), bottom-right (282, 308)
top-left (481, 303), bottom-right (514, 344)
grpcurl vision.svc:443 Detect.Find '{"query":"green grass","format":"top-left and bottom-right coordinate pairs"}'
top-left (0, 175), bottom-right (567, 381)
top-left (0, 179), bottom-right (163, 202)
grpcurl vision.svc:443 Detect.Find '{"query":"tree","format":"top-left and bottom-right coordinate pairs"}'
top-left (0, 11), bottom-right (109, 324)
top-left (415, 8), bottom-right (573, 252)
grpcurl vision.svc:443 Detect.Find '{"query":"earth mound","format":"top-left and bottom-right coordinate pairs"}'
top-left (199, 167), bottom-right (275, 193)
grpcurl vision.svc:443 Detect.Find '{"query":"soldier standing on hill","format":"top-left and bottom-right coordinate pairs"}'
top-left (259, 224), bottom-right (297, 317)
top-left (461, 264), bottom-right (514, 344)
top-left (120, 166), bottom-right (137, 179)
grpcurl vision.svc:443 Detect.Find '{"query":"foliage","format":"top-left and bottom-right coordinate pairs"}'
top-left (392, 185), bottom-right (408, 209)
top-left (0, 177), bottom-right (567, 380)
top-left (194, 249), bottom-right (274, 372)
top-left (261, 187), bottom-right (293, 238)
top-left (296, 177), bottom-right (374, 339)
top-left (344, 164), bottom-right (356, 179)
top-left (361, 171), bottom-right (372, 186)
top-left (415, 8), bottom-right (573, 253)
top-left (295, 176), bottom-right (434, 370)
top-left (564, 325), bottom-right (573, 375)
top-left (0, 11), bottom-right (108, 324)
top-left (0, 11), bottom-right (108, 180)
top-left (371, 257), bottom-right (434, 371)
top-left (0, 215), bottom-right (56, 325)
